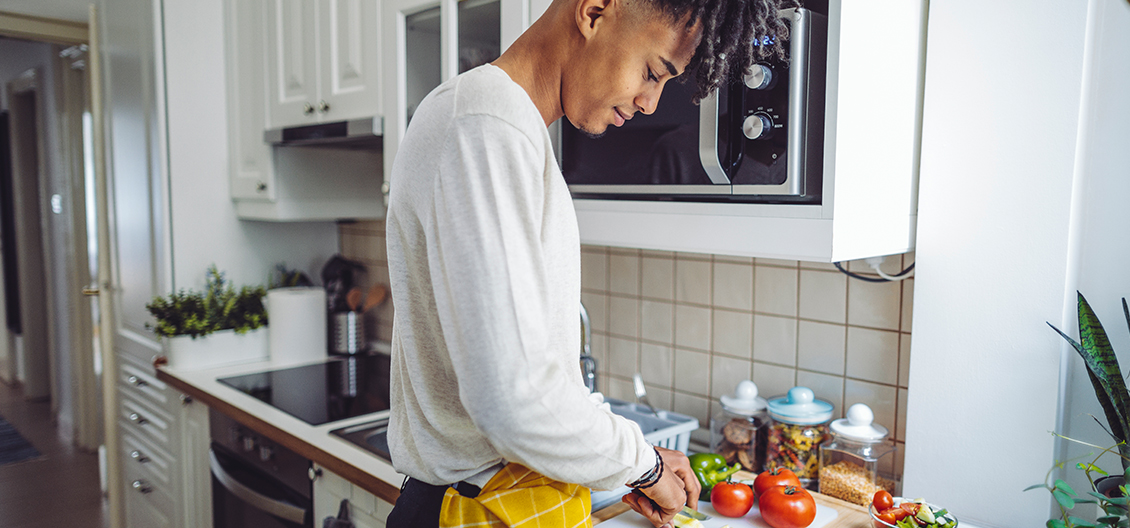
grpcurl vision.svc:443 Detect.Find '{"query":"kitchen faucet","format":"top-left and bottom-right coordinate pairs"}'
top-left (579, 302), bottom-right (597, 393)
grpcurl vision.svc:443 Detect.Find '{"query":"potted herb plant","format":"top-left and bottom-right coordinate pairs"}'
top-left (1027, 292), bottom-right (1130, 528)
top-left (146, 265), bottom-right (269, 369)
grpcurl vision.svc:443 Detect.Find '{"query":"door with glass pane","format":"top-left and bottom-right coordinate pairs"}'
top-left (381, 0), bottom-right (526, 196)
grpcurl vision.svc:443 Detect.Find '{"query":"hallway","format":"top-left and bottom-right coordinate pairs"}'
top-left (0, 381), bottom-right (108, 528)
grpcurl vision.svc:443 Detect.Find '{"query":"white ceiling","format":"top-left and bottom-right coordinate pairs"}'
top-left (0, 0), bottom-right (90, 24)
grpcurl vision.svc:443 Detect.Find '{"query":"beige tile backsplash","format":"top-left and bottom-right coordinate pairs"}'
top-left (340, 220), bottom-right (913, 483)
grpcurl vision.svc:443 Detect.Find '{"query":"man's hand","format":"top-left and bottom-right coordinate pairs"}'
top-left (621, 447), bottom-right (702, 527)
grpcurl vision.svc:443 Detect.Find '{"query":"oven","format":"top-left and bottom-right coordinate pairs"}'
top-left (210, 410), bottom-right (313, 528)
top-left (210, 353), bottom-right (393, 527)
top-left (562, 5), bottom-right (828, 203)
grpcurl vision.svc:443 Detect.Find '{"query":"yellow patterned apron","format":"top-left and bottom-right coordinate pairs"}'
top-left (438, 463), bottom-right (592, 528)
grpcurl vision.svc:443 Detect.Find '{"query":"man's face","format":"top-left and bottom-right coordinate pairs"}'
top-left (562, 2), bottom-right (701, 137)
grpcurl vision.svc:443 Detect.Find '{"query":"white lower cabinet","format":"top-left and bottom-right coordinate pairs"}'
top-left (117, 353), bottom-right (212, 528)
top-left (313, 464), bottom-right (395, 527)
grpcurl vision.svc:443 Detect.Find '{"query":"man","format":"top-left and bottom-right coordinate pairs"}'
top-left (384, 0), bottom-right (795, 526)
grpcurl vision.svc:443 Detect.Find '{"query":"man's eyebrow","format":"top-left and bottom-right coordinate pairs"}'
top-left (661, 57), bottom-right (679, 76)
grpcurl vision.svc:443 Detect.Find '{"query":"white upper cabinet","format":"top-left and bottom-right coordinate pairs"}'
top-left (319, 0), bottom-right (383, 122)
top-left (267, 0), bottom-right (382, 130)
top-left (225, 0), bottom-right (385, 221)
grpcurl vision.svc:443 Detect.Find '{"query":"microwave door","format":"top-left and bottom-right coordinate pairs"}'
top-left (562, 77), bottom-right (731, 196)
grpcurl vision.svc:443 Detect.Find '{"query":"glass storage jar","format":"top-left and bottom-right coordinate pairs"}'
top-left (710, 380), bottom-right (768, 472)
top-left (817, 403), bottom-right (897, 506)
top-left (766, 386), bottom-right (833, 488)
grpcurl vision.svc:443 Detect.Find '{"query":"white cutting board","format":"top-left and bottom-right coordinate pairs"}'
top-left (597, 500), bottom-right (839, 528)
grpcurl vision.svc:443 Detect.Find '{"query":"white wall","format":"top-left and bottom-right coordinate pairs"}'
top-left (1057, 0), bottom-right (1130, 510)
top-left (162, 0), bottom-right (338, 291)
top-left (905, 1), bottom-right (1089, 526)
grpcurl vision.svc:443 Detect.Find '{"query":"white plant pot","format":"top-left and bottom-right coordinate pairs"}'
top-left (165, 328), bottom-right (268, 370)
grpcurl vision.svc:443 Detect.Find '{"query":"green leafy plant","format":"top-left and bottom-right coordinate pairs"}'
top-left (268, 262), bottom-right (313, 289)
top-left (1026, 292), bottom-right (1130, 528)
top-left (145, 265), bottom-right (268, 339)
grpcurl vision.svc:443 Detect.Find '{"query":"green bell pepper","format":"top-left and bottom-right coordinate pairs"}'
top-left (688, 452), bottom-right (741, 500)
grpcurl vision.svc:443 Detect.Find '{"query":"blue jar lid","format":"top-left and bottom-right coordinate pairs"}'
top-left (767, 386), bottom-right (834, 425)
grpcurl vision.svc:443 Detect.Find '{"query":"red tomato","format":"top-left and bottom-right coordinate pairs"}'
top-left (758, 485), bottom-right (817, 528)
top-left (872, 490), bottom-right (894, 511)
top-left (877, 510), bottom-right (898, 525)
top-left (885, 507), bottom-right (909, 521)
top-left (710, 481), bottom-right (755, 518)
top-left (900, 502), bottom-right (921, 517)
top-left (754, 467), bottom-right (803, 499)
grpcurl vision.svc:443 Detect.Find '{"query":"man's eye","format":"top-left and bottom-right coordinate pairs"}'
top-left (647, 68), bottom-right (658, 82)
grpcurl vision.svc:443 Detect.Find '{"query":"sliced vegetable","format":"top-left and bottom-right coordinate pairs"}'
top-left (688, 452), bottom-right (741, 500)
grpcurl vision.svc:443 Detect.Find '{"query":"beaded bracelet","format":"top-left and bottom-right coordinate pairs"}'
top-left (627, 446), bottom-right (663, 489)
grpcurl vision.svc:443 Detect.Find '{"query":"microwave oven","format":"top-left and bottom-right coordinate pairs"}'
top-left (562, 6), bottom-right (828, 203)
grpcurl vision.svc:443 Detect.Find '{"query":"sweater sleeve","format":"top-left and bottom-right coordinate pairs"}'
top-left (428, 113), bottom-right (655, 490)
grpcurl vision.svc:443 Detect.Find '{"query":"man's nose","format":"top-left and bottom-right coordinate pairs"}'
top-left (636, 82), bottom-right (665, 115)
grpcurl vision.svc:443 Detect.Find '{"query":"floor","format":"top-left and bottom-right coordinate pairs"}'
top-left (0, 380), bottom-right (109, 528)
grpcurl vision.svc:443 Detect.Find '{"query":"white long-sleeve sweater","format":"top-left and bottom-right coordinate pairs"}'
top-left (385, 64), bottom-right (654, 491)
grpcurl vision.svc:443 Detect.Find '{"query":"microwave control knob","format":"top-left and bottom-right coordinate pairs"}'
top-left (744, 64), bottom-right (773, 90)
top-left (742, 113), bottom-right (773, 140)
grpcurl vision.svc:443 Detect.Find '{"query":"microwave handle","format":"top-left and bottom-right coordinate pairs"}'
top-left (209, 449), bottom-right (308, 524)
top-left (697, 91), bottom-right (733, 185)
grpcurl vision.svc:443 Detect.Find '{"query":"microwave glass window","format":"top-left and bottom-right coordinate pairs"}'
top-left (406, 6), bottom-right (441, 125)
top-left (561, 79), bottom-right (715, 186)
top-left (458, 0), bottom-right (502, 73)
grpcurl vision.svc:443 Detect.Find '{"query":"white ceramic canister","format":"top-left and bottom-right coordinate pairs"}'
top-left (266, 287), bottom-right (328, 365)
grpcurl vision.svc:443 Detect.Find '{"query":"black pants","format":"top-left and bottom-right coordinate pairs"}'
top-left (386, 478), bottom-right (481, 528)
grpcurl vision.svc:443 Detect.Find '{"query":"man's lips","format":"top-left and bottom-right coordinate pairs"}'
top-left (613, 107), bottom-right (633, 127)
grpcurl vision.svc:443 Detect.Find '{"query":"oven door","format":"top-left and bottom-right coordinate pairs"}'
top-left (210, 444), bottom-right (313, 528)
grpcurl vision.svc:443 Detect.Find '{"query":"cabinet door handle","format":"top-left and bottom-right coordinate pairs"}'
top-left (318, 100), bottom-right (329, 113)
top-left (128, 412), bottom-right (148, 426)
top-left (127, 375), bottom-right (148, 388)
top-left (132, 480), bottom-right (152, 494)
top-left (303, 102), bottom-right (315, 115)
top-left (256, 182), bottom-right (267, 192)
top-left (130, 450), bottom-right (150, 463)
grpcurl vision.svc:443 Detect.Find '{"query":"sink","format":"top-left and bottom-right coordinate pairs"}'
top-left (330, 417), bottom-right (392, 462)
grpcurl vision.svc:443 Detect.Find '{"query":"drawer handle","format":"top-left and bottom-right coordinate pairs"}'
top-left (132, 480), bottom-right (152, 494)
top-left (128, 412), bottom-right (149, 426)
top-left (127, 375), bottom-right (148, 388)
top-left (130, 450), bottom-right (150, 463)
top-left (303, 102), bottom-right (315, 115)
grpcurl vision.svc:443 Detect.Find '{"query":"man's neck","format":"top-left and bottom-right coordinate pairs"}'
top-left (491, 4), bottom-right (574, 127)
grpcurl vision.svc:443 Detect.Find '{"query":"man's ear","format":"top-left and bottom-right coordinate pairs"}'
top-left (575, 0), bottom-right (615, 41)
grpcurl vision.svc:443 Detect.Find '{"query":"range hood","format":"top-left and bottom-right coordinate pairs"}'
top-left (264, 116), bottom-right (383, 148)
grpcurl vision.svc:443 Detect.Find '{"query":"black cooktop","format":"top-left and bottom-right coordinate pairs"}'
top-left (218, 354), bottom-right (391, 426)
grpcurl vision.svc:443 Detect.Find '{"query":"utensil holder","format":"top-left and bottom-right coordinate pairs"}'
top-left (331, 311), bottom-right (365, 355)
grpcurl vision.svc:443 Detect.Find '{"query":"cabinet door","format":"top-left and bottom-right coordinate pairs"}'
top-left (267, 0), bottom-right (320, 129)
top-left (318, 0), bottom-right (382, 121)
top-left (225, 0), bottom-right (276, 201)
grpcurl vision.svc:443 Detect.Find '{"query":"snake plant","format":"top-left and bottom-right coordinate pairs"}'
top-left (1048, 292), bottom-right (1130, 471)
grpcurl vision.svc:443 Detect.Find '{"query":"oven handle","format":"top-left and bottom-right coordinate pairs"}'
top-left (209, 448), bottom-right (308, 524)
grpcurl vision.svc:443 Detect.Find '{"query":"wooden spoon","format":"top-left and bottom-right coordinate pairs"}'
top-left (362, 284), bottom-right (387, 313)
top-left (346, 287), bottom-right (362, 312)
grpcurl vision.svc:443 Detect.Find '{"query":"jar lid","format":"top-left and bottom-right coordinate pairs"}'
top-left (720, 380), bottom-right (768, 415)
top-left (767, 386), bottom-right (833, 425)
top-left (830, 403), bottom-right (889, 442)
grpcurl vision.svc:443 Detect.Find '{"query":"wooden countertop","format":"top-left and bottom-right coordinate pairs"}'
top-left (155, 358), bottom-right (403, 505)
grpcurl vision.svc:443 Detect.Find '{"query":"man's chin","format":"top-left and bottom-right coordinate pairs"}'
top-left (578, 124), bottom-right (607, 139)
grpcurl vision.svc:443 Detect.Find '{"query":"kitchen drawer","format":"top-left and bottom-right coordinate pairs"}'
top-left (118, 354), bottom-right (173, 408)
top-left (119, 389), bottom-right (174, 448)
top-left (121, 430), bottom-right (173, 487)
top-left (123, 453), bottom-right (175, 528)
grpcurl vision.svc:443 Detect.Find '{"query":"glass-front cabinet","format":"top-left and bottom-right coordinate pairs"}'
top-left (382, 0), bottom-right (528, 195)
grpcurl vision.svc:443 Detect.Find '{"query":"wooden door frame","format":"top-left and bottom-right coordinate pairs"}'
top-left (0, 11), bottom-right (86, 45)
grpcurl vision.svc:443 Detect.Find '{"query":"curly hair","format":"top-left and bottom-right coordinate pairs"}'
top-left (641, 0), bottom-right (802, 102)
